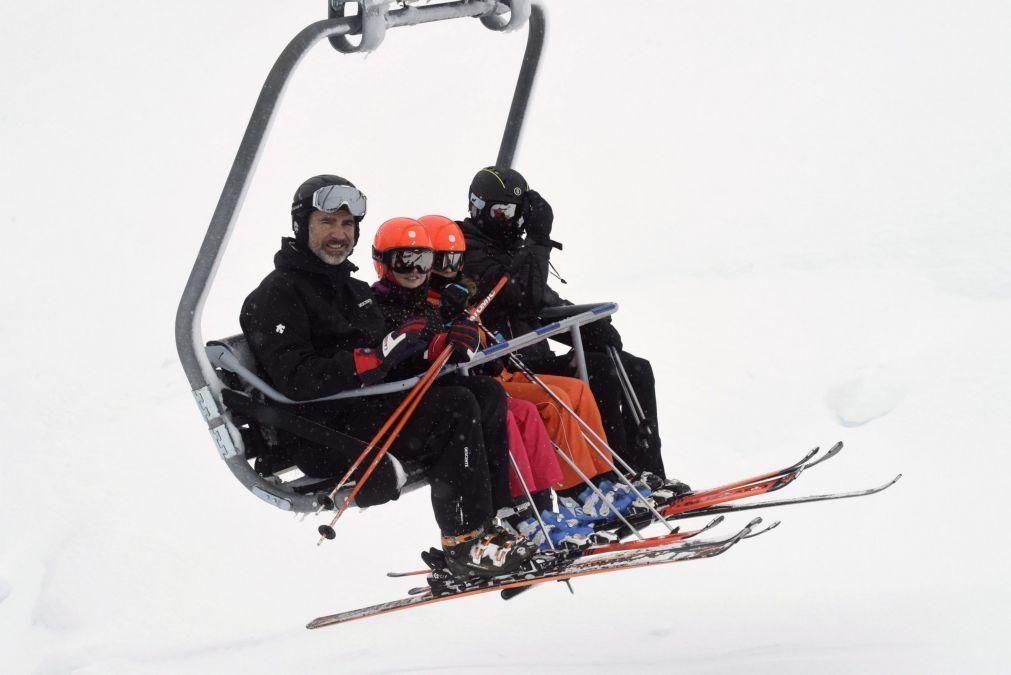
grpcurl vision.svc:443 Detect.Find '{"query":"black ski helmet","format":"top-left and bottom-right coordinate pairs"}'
top-left (290, 174), bottom-right (365, 247)
top-left (468, 166), bottom-right (528, 235)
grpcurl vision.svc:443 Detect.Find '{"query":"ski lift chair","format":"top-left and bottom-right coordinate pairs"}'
top-left (176, 0), bottom-right (618, 513)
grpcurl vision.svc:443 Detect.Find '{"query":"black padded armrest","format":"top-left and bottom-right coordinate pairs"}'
top-left (539, 303), bottom-right (611, 321)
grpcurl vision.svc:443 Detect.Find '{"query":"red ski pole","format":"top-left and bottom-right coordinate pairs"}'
top-left (317, 275), bottom-right (508, 543)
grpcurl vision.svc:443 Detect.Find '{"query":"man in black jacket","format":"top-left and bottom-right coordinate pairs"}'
top-left (459, 166), bottom-right (682, 490)
top-left (240, 175), bottom-right (534, 577)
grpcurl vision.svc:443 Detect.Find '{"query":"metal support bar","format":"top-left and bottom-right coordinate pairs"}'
top-left (569, 325), bottom-right (589, 385)
top-left (176, 18), bottom-right (356, 401)
top-left (496, 3), bottom-right (545, 168)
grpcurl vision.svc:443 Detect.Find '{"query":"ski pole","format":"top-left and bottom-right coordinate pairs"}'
top-left (548, 442), bottom-right (647, 540)
top-left (607, 345), bottom-right (647, 424)
top-left (317, 275), bottom-right (509, 544)
top-left (474, 323), bottom-right (673, 534)
top-left (505, 449), bottom-right (575, 595)
top-left (502, 353), bottom-right (676, 534)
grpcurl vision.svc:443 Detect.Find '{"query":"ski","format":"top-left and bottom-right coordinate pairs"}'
top-left (668, 441), bottom-right (843, 511)
top-left (585, 515), bottom-right (725, 555)
top-left (663, 474), bottom-right (902, 521)
top-left (613, 442), bottom-right (845, 538)
top-left (386, 515), bottom-right (728, 579)
top-left (308, 520), bottom-right (762, 629)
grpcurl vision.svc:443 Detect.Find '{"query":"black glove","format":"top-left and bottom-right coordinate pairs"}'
top-left (439, 282), bottom-right (471, 322)
top-left (521, 189), bottom-right (553, 242)
top-left (581, 318), bottom-right (623, 351)
top-left (480, 357), bottom-right (505, 378)
top-left (427, 319), bottom-right (481, 364)
top-left (355, 318), bottom-right (429, 385)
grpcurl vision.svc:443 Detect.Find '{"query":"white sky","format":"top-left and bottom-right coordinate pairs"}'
top-left (2, 2), bottom-right (1010, 672)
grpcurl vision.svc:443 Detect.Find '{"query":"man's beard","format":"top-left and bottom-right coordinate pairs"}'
top-left (310, 239), bottom-right (351, 265)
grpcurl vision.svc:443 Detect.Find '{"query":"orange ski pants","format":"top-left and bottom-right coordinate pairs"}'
top-left (498, 371), bottom-right (614, 490)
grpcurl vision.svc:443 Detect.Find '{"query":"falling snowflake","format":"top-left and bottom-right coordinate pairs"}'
top-left (275, 323), bottom-right (286, 334)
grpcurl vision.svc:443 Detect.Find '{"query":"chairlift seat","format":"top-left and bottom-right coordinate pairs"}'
top-left (206, 334), bottom-right (432, 506)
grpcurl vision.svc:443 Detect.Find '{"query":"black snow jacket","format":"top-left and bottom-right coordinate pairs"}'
top-left (240, 238), bottom-right (387, 401)
top-left (370, 279), bottom-right (443, 380)
top-left (459, 218), bottom-right (567, 357)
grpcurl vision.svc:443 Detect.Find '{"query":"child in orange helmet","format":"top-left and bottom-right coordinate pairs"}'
top-left (372, 217), bottom-right (591, 547)
top-left (418, 215), bottom-right (617, 501)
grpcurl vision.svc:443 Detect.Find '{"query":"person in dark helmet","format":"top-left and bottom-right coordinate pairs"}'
top-left (458, 166), bottom-right (690, 499)
top-left (239, 175), bottom-right (535, 578)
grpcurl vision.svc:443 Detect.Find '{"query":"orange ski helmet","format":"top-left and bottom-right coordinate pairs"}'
top-left (418, 215), bottom-right (465, 274)
top-left (372, 217), bottom-right (434, 280)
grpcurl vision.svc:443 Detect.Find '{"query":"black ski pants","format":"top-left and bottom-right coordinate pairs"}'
top-left (436, 373), bottom-right (513, 512)
top-left (294, 386), bottom-right (494, 536)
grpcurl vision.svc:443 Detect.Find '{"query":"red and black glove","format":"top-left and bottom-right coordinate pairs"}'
top-left (427, 319), bottom-right (481, 364)
top-left (354, 318), bottom-right (429, 385)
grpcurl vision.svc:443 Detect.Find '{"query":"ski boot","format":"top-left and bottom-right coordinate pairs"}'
top-left (559, 481), bottom-right (639, 524)
top-left (634, 471), bottom-right (692, 507)
top-left (517, 511), bottom-right (617, 551)
top-left (441, 526), bottom-right (537, 579)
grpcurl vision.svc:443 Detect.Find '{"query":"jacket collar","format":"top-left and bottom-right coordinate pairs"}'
top-left (372, 278), bottom-right (429, 307)
top-left (460, 217), bottom-right (522, 251)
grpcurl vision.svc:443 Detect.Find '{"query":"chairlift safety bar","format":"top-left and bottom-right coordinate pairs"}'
top-left (207, 302), bottom-right (617, 405)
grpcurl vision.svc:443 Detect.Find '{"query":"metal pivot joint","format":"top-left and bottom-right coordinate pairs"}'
top-left (327, 1), bottom-right (532, 54)
top-left (328, 0), bottom-right (387, 53)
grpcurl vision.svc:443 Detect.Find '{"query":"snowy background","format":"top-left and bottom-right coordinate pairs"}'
top-left (3, 1), bottom-right (1010, 672)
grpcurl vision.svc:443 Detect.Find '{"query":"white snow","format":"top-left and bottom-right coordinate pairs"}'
top-left (2, 1), bottom-right (1010, 673)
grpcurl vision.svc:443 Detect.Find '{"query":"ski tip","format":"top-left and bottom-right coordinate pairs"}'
top-left (746, 516), bottom-right (763, 528)
top-left (744, 519), bottom-right (781, 538)
top-left (827, 440), bottom-right (844, 454)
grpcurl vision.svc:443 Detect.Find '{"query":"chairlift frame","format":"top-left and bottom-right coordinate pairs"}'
top-left (175, 1), bottom-right (609, 513)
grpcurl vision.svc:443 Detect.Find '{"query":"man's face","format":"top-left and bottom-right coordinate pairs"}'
top-left (308, 208), bottom-right (356, 265)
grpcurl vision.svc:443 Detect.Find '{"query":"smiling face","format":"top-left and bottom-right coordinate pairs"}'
top-left (307, 208), bottom-right (356, 265)
top-left (390, 268), bottom-right (428, 289)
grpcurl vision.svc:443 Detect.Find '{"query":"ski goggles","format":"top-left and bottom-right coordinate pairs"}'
top-left (378, 247), bottom-right (435, 274)
top-left (433, 250), bottom-right (464, 273)
top-left (300, 184), bottom-right (368, 218)
top-left (470, 193), bottom-right (520, 225)
top-left (487, 202), bottom-right (519, 223)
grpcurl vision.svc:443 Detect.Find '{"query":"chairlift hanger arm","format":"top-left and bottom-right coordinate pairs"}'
top-left (176, 0), bottom-right (539, 397)
top-left (175, 1), bottom-right (544, 513)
